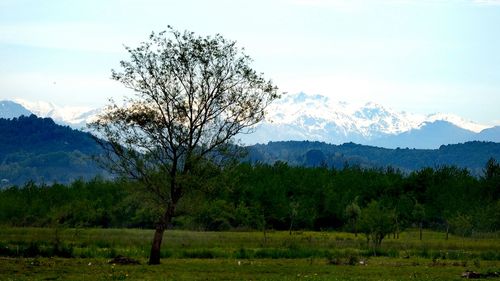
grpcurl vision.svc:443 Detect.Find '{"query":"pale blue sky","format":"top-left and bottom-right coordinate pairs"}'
top-left (1, 0), bottom-right (499, 125)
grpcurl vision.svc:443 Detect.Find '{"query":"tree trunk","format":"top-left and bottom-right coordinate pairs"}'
top-left (148, 159), bottom-right (182, 265)
top-left (396, 221), bottom-right (400, 239)
top-left (419, 222), bottom-right (423, 241)
top-left (263, 227), bottom-right (268, 244)
top-left (446, 223), bottom-right (449, 240)
top-left (148, 226), bottom-right (165, 265)
top-left (148, 203), bottom-right (176, 265)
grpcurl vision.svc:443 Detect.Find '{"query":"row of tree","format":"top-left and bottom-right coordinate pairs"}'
top-left (1, 159), bottom-right (498, 244)
top-left (188, 159), bottom-right (499, 243)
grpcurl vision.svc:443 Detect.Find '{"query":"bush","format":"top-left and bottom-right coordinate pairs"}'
top-left (234, 248), bottom-right (253, 259)
top-left (0, 241), bottom-right (74, 258)
top-left (326, 251), bottom-right (361, 265)
top-left (180, 249), bottom-right (228, 259)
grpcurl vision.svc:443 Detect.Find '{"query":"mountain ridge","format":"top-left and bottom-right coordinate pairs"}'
top-left (2, 94), bottom-right (499, 149)
top-left (0, 115), bottom-right (107, 186)
top-left (12, 98), bottom-right (100, 128)
top-left (246, 140), bottom-right (500, 176)
top-left (0, 100), bottom-right (32, 119)
top-left (240, 92), bottom-right (497, 148)
top-left (0, 115), bottom-right (498, 186)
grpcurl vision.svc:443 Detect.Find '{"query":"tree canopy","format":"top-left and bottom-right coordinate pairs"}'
top-left (89, 27), bottom-right (279, 264)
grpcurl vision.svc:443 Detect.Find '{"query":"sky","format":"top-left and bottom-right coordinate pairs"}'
top-left (0, 0), bottom-right (499, 125)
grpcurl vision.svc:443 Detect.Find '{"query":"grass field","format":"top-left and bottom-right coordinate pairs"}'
top-left (0, 228), bottom-right (499, 280)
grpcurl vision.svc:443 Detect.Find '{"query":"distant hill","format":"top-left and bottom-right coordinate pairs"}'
top-left (0, 115), bottom-right (106, 186)
top-left (245, 140), bottom-right (500, 176)
top-left (0, 100), bottom-right (32, 119)
top-left (370, 120), bottom-right (477, 149)
top-left (1, 114), bottom-right (499, 187)
top-left (477, 126), bottom-right (500, 143)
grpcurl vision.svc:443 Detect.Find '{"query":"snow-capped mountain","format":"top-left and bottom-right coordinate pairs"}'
top-left (13, 98), bottom-right (100, 128)
top-left (246, 93), bottom-right (421, 144)
top-left (423, 113), bottom-right (489, 133)
top-left (240, 92), bottom-right (495, 147)
top-left (0, 100), bottom-right (32, 119)
top-left (2, 93), bottom-right (498, 149)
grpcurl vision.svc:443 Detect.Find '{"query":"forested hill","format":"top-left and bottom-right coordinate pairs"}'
top-left (246, 141), bottom-right (500, 176)
top-left (0, 115), bottom-right (106, 186)
top-left (0, 115), bottom-right (101, 156)
top-left (1, 115), bottom-right (499, 186)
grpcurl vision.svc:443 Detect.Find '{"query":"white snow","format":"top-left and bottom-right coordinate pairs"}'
top-left (260, 92), bottom-right (492, 141)
top-left (13, 98), bottom-right (99, 127)
top-left (8, 93), bottom-right (493, 139)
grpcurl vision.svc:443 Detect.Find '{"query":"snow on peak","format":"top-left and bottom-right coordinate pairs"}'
top-left (13, 98), bottom-right (99, 127)
top-left (255, 92), bottom-right (492, 144)
top-left (424, 113), bottom-right (489, 133)
top-left (8, 93), bottom-right (493, 144)
top-left (266, 93), bottom-right (419, 138)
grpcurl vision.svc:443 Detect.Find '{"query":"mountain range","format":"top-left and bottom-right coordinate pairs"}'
top-left (6, 98), bottom-right (100, 128)
top-left (239, 93), bottom-right (498, 148)
top-left (1, 93), bottom-right (499, 149)
top-left (0, 100), bottom-right (32, 119)
top-left (0, 114), bottom-right (499, 186)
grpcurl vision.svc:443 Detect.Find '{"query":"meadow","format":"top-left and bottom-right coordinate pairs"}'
top-left (0, 227), bottom-right (499, 280)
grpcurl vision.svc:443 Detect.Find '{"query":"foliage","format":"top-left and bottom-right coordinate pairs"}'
top-left (0, 115), bottom-right (106, 186)
top-left (358, 201), bottom-right (396, 247)
top-left (449, 213), bottom-right (474, 237)
top-left (88, 26), bottom-right (278, 264)
top-left (0, 178), bottom-right (148, 228)
top-left (1, 159), bottom-right (499, 237)
top-left (344, 200), bottom-right (361, 235)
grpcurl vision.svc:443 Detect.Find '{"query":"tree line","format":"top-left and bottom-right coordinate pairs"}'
top-left (1, 159), bottom-right (498, 242)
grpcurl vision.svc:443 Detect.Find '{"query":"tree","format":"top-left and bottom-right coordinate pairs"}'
top-left (89, 27), bottom-right (279, 264)
top-left (344, 199), bottom-right (361, 237)
top-left (288, 200), bottom-right (299, 235)
top-left (412, 202), bottom-right (425, 241)
top-left (449, 213), bottom-right (474, 237)
top-left (358, 200), bottom-right (396, 248)
top-left (483, 158), bottom-right (500, 200)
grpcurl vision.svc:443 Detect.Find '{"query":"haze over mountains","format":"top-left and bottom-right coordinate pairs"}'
top-left (1, 92), bottom-right (499, 149)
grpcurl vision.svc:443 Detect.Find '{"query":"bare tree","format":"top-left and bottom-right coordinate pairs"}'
top-left (89, 26), bottom-right (279, 264)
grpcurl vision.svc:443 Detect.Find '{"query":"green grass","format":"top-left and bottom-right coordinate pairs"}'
top-left (0, 227), bottom-right (499, 280)
top-left (1, 257), bottom-right (499, 280)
